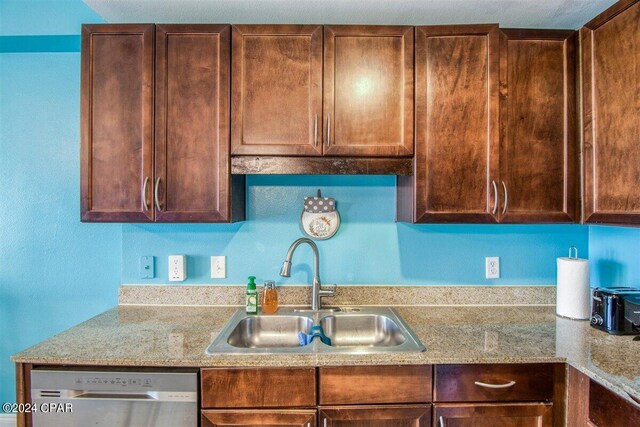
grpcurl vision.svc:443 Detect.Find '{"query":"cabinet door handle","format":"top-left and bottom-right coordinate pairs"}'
top-left (314, 113), bottom-right (318, 146)
top-left (154, 177), bottom-right (163, 212)
top-left (501, 181), bottom-right (508, 215)
top-left (474, 380), bottom-right (516, 389)
top-left (438, 415), bottom-right (445, 427)
top-left (141, 176), bottom-right (150, 211)
top-left (326, 114), bottom-right (331, 146)
top-left (626, 391), bottom-right (640, 408)
top-left (491, 180), bottom-right (499, 215)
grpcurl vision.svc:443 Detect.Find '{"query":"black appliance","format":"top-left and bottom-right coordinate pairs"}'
top-left (591, 287), bottom-right (640, 335)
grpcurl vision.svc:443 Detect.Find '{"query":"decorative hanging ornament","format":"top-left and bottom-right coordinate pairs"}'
top-left (300, 189), bottom-right (340, 240)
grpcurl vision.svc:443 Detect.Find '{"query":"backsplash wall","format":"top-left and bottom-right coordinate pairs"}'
top-left (589, 226), bottom-right (640, 288)
top-left (122, 175), bottom-right (588, 285)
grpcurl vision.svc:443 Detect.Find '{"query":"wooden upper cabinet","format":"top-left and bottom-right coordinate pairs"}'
top-left (499, 29), bottom-right (577, 223)
top-left (81, 24), bottom-right (154, 222)
top-left (155, 24), bottom-right (243, 222)
top-left (323, 26), bottom-right (414, 157)
top-left (582, 0), bottom-right (640, 225)
top-left (398, 25), bottom-right (500, 223)
top-left (231, 25), bottom-right (323, 156)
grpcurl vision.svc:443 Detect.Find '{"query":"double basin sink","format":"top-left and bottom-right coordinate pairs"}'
top-left (206, 307), bottom-right (425, 354)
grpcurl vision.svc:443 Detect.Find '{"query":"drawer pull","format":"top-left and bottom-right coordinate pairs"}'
top-left (474, 380), bottom-right (516, 389)
top-left (438, 415), bottom-right (445, 427)
top-left (627, 391), bottom-right (640, 408)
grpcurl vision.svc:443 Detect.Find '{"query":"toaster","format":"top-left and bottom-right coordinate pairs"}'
top-left (590, 287), bottom-right (640, 335)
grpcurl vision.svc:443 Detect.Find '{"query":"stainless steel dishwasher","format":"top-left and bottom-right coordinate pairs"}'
top-left (30, 368), bottom-right (198, 427)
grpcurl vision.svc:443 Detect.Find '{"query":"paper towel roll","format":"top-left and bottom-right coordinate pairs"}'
top-left (556, 256), bottom-right (590, 319)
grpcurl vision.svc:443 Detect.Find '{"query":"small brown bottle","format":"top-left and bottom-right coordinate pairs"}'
top-left (261, 281), bottom-right (279, 314)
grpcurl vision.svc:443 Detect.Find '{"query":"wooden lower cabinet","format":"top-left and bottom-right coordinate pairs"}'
top-left (433, 403), bottom-right (553, 427)
top-left (320, 405), bottom-right (431, 427)
top-left (202, 409), bottom-right (316, 427)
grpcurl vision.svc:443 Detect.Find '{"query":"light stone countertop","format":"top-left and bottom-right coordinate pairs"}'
top-left (12, 303), bottom-right (640, 403)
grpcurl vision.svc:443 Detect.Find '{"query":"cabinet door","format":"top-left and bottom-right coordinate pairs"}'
top-left (499, 30), bottom-right (577, 223)
top-left (202, 409), bottom-right (316, 427)
top-left (155, 24), bottom-right (243, 222)
top-left (80, 24), bottom-right (154, 222)
top-left (399, 25), bottom-right (500, 223)
top-left (582, 0), bottom-right (640, 225)
top-left (231, 25), bottom-right (323, 156)
top-left (323, 26), bottom-right (414, 157)
top-left (434, 403), bottom-right (553, 427)
top-left (320, 405), bottom-right (431, 427)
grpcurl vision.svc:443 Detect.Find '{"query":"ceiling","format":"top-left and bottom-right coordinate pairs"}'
top-left (82, 0), bottom-right (617, 29)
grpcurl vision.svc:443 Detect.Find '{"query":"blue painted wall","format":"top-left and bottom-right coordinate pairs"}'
top-left (0, 0), bottom-right (109, 405)
top-left (589, 226), bottom-right (640, 288)
top-left (123, 175), bottom-right (588, 285)
top-left (6, 0), bottom-right (633, 407)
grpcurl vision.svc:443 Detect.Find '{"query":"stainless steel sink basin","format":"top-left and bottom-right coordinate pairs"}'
top-left (227, 315), bottom-right (313, 348)
top-left (205, 307), bottom-right (425, 355)
top-left (319, 314), bottom-right (406, 347)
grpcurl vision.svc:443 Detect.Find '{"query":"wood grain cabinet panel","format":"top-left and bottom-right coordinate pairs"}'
top-left (155, 24), bottom-right (243, 222)
top-left (201, 368), bottom-right (316, 408)
top-left (80, 24), bottom-right (154, 222)
top-left (582, 0), bottom-right (640, 225)
top-left (231, 25), bottom-right (323, 156)
top-left (320, 405), bottom-right (431, 427)
top-left (589, 380), bottom-right (640, 427)
top-left (323, 26), bottom-right (414, 157)
top-left (499, 29), bottom-right (577, 223)
top-left (202, 409), bottom-right (316, 427)
top-left (319, 365), bottom-right (432, 405)
top-left (434, 364), bottom-right (554, 403)
top-left (433, 403), bottom-right (553, 427)
top-left (398, 25), bottom-right (500, 223)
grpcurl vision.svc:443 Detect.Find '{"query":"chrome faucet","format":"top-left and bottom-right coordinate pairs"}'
top-left (280, 238), bottom-right (336, 310)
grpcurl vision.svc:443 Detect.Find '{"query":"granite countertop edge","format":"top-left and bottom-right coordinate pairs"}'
top-left (11, 303), bottom-right (640, 404)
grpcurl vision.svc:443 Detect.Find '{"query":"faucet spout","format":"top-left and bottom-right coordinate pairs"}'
top-left (279, 238), bottom-right (335, 310)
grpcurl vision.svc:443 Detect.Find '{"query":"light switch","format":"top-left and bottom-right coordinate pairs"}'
top-left (211, 256), bottom-right (226, 279)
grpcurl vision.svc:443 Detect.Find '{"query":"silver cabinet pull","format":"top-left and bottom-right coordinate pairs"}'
top-left (491, 180), bottom-right (498, 215)
top-left (326, 114), bottom-right (331, 146)
top-left (501, 181), bottom-right (508, 215)
top-left (474, 380), bottom-right (516, 389)
top-left (626, 391), bottom-right (640, 408)
top-left (438, 415), bottom-right (445, 427)
top-left (314, 113), bottom-right (318, 146)
top-left (141, 176), bottom-right (150, 211)
top-left (154, 177), bottom-right (163, 212)
top-left (323, 418), bottom-right (328, 427)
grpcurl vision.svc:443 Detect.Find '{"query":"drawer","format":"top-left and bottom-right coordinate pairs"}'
top-left (589, 381), bottom-right (640, 427)
top-left (319, 365), bottom-right (432, 405)
top-left (434, 363), bottom-right (554, 402)
top-left (202, 409), bottom-right (316, 427)
top-left (201, 368), bottom-right (316, 408)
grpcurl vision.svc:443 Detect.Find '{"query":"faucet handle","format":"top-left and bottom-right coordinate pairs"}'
top-left (320, 284), bottom-right (337, 297)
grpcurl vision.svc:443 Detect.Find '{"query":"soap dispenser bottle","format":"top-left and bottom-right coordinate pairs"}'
top-left (246, 276), bottom-right (258, 314)
top-left (261, 280), bottom-right (279, 314)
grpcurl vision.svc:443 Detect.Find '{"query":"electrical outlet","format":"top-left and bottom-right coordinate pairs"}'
top-left (169, 255), bottom-right (187, 282)
top-left (485, 257), bottom-right (500, 279)
top-left (211, 256), bottom-right (226, 279)
top-left (139, 256), bottom-right (154, 279)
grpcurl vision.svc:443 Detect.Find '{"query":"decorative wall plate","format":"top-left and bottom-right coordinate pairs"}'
top-left (300, 190), bottom-right (340, 240)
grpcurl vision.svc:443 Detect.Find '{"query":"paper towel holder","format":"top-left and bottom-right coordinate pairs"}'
top-left (568, 246), bottom-right (578, 259)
